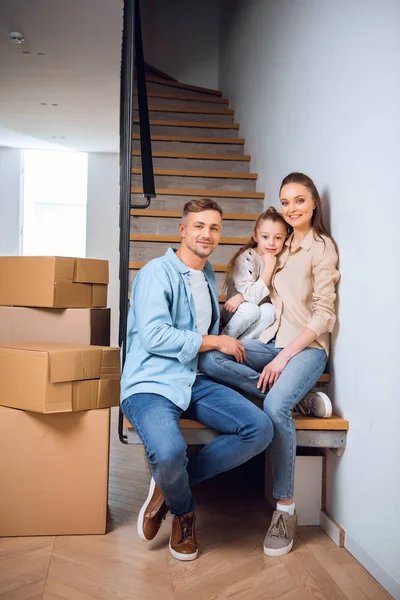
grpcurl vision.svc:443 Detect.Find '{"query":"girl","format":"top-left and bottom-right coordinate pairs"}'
top-left (200, 173), bottom-right (340, 557)
top-left (222, 207), bottom-right (290, 340)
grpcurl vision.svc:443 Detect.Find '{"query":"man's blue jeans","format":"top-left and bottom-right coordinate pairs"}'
top-left (199, 340), bottom-right (327, 500)
top-left (121, 374), bottom-right (273, 515)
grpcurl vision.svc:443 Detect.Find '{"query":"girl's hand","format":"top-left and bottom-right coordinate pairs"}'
top-left (257, 353), bottom-right (290, 392)
top-left (262, 252), bottom-right (278, 268)
top-left (224, 293), bottom-right (245, 313)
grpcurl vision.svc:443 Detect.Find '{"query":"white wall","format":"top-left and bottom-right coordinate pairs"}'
top-left (0, 148), bottom-right (22, 255)
top-left (86, 153), bottom-right (120, 346)
top-left (220, 1), bottom-right (400, 596)
top-left (141, 0), bottom-right (221, 89)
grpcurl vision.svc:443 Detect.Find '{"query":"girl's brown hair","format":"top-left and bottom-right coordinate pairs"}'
top-left (224, 207), bottom-right (289, 291)
top-left (280, 172), bottom-right (335, 243)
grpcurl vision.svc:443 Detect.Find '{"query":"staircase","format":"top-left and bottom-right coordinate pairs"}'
top-left (131, 74), bottom-right (264, 301)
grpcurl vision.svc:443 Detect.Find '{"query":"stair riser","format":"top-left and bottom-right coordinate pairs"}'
top-left (129, 269), bottom-right (226, 294)
top-left (137, 97), bottom-right (229, 109)
top-left (133, 140), bottom-right (244, 155)
top-left (132, 156), bottom-right (250, 172)
top-left (131, 193), bottom-right (264, 213)
top-left (146, 125), bottom-right (238, 138)
top-left (145, 81), bottom-right (221, 98)
top-left (134, 110), bottom-right (234, 124)
top-left (131, 174), bottom-right (256, 192)
top-left (130, 217), bottom-right (255, 238)
top-left (130, 241), bottom-right (241, 263)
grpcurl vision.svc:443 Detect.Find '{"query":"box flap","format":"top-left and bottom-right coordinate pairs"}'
top-left (74, 259), bottom-right (109, 284)
top-left (0, 342), bottom-right (103, 383)
top-left (100, 347), bottom-right (120, 378)
top-left (0, 307), bottom-right (12, 343)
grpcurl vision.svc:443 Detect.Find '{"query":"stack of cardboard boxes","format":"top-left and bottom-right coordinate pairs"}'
top-left (0, 256), bottom-right (120, 536)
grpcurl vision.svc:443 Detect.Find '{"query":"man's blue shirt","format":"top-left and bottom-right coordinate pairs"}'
top-left (120, 248), bottom-right (220, 410)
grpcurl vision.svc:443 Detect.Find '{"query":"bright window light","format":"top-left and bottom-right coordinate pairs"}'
top-left (22, 150), bottom-right (88, 257)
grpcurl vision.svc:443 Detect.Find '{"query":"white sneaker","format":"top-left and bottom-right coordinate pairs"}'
top-left (295, 391), bottom-right (332, 419)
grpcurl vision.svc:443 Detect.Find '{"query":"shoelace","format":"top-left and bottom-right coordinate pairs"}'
top-left (267, 512), bottom-right (289, 539)
top-left (296, 395), bottom-right (314, 417)
top-left (178, 515), bottom-right (194, 542)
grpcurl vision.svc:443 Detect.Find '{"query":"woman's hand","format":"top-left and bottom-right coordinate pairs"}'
top-left (224, 293), bottom-right (245, 313)
top-left (257, 353), bottom-right (290, 392)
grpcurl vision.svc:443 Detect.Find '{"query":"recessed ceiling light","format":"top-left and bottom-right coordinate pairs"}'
top-left (22, 51), bottom-right (32, 55)
top-left (37, 52), bottom-right (46, 56)
top-left (9, 31), bottom-right (24, 44)
top-left (52, 103), bottom-right (58, 107)
top-left (40, 102), bottom-right (47, 106)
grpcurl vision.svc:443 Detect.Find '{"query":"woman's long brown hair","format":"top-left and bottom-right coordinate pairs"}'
top-left (224, 207), bottom-right (289, 292)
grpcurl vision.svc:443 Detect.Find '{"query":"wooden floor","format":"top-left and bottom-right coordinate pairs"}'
top-left (0, 409), bottom-right (392, 600)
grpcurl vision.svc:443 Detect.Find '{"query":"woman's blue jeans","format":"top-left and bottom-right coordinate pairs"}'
top-left (199, 340), bottom-right (327, 500)
top-left (121, 374), bottom-right (273, 515)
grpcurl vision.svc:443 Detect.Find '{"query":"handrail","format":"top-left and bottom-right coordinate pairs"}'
top-left (118, 0), bottom-right (155, 444)
top-left (132, 0), bottom-right (156, 209)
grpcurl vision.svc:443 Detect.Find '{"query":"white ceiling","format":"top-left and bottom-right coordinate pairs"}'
top-left (0, 0), bottom-right (123, 152)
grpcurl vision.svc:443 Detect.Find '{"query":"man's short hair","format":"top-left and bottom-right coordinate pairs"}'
top-left (182, 198), bottom-right (223, 221)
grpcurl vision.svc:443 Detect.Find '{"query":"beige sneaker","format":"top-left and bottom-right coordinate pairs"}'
top-left (263, 510), bottom-right (297, 556)
top-left (296, 391), bottom-right (332, 418)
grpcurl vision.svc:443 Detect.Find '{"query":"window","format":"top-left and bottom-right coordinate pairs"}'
top-left (22, 150), bottom-right (88, 257)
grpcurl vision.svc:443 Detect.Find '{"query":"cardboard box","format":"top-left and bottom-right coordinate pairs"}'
top-left (0, 256), bottom-right (108, 308)
top-left (0, 406), bottom-right (110, 536)
top-left (0, 307), bottom-right (110, 346)
top-left (0, 342), bottom-right (120, 413)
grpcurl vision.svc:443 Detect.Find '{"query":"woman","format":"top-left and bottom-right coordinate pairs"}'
top-left (199, 172), bottom-right (340, 557)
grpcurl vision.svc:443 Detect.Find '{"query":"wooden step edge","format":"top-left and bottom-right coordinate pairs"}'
top-left (131, 168), bottom-right (257, 180)
top-left (130, 261), bottom-right (228, 272)
top-left (130, 210), bottom-right (258, 221)
top-left (134, 91), bottom-right (229, 104)
top-left (131, 187), bottom-right (264, 199)
top-left (132, 150), bottom-right (251, 161)
top-left (134, 105), bottom-right (235, 116)
top-left (130, 234), bottom-right (248, 245)
top-left (145, 76), bottom-right (223, 96)
top-left (133, 133), bottom-right (245, 145)
top-left (134, 119), bottom-right (239, 130)
top-left (125, 412), bottom-right (346, 431)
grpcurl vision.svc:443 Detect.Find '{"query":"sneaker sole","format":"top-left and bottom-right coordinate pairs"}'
top-left (137, 477), bottom-right (157, 542)
top-left (263, 539), bottom-right (294, 557)
top-left (169, 542), bottom-right (198, 561)
top-left (315, 391), bottom-right (332, 418)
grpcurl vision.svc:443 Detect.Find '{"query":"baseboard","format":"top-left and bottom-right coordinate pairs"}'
top-left (345, 532), bottom-right (400, 600)
top-left (320, 509), bottom-right (345, 547)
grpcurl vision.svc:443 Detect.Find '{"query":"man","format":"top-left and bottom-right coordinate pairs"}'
top-left (121, 198), bottom-right (273, 561)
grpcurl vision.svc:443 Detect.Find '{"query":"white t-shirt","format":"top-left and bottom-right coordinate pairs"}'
top-left (189, 268), bottom-right (212, 335)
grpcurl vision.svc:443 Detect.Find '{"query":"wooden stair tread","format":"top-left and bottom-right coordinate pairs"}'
top-left (130, 210), bottom-right (258, 220)
top-left (132, 168), bottom-right (256, 180)
top-left (131, 187), bottom-right (264, 199)
top-left (134, 91), bottom-right (229, 104)
top-left (135, 105), bottom-right (234, 116)
top-left (133, 133), bottom-right (245, 144)
top-left (125, 412), bottom-right (344, 432)
top-left (134, 119), bottom-right (240, 130)
top-left (132, 150), bottom-right (251, 161)
top-left (130, 261), bottom-right (227, 271)
top-left (145, 76), bottom-right (223, 96)
top-left (130, 234), bottom-right (248, 245)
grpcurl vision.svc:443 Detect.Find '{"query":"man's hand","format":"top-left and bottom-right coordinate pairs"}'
top-left (224, 293), bottom-right (245, 313)
top-left (257, 353), bottom-right (289, 392)
top-left (217, 335), bottom-right (246, 363)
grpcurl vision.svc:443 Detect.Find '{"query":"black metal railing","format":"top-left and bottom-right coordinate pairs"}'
top-left (118, 0), bottom-right (155, 443)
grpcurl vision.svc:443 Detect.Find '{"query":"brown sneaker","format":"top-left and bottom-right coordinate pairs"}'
top-left (263, 510), bottom-right (297, 556)
top-left (137, 478), bottom-right (168, 541)
top-left (169, 512), bottom-right (198, 561)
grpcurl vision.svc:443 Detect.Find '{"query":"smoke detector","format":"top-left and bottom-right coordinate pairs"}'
top-left (9, 32), bottom-right (25, 44)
